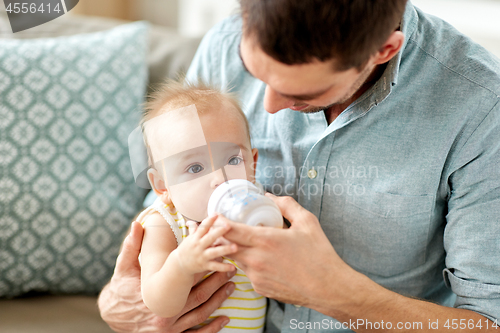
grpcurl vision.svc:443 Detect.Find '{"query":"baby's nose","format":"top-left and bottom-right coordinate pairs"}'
top-left (210, 168), bottom-right (227, 188)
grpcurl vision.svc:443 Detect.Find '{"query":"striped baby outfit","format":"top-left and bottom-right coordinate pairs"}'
top-left (137, 197), bottom-right (266, 332)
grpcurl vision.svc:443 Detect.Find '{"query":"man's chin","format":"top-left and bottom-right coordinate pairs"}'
top-left (297, 106), bottom-right (329, 114)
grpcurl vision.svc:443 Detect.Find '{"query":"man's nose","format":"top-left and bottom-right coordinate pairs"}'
top-left (263, 85), bottom-right (294, 114)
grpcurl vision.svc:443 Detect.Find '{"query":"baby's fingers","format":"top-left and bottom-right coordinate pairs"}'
top-left (199, 222), bottom-right (231, 248)
top-left (205, 244), bottom-right (237, 260)
top-left (186, 220), bottom-right (198, 236)
top-left (195, 214), bottom-right (218, 237)
top-left (213, 236), bottom-right (232, 246)
top-left (206, 261), bottom-right (236, 273)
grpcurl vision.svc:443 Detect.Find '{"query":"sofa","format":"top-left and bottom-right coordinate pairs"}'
top-left (0, 8), bottom-right (201, 333)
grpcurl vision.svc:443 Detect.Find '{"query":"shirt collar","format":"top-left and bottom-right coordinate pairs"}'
top-left (388, 1), bottom-right (419, 86)
top-left (319, 2), bottom-right (420, 136)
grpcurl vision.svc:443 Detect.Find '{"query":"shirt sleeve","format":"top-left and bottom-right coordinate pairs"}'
top-left (444, 99), bottom-right (500, 322)
top-left (185, 15), bottom-right (243, 89)
top-left (186, 19), bottom-right (227, 86)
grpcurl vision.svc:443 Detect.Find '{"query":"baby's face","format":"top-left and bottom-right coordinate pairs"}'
top-left (145, 103), bottom-right (256, 221)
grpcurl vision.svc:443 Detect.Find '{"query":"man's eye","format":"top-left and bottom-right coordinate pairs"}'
top-left (227, 156), bottom-right (243, 166)
top-left (187, 164), bottom-right (204, 174)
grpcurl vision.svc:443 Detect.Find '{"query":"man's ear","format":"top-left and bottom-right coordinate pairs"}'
top-left (251, 148), bottom-right (259, 177)
top-left (372, 31), bottom-right (405, 65)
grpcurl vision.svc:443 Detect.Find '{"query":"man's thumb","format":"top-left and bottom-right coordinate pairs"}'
top-left (265, 193), bottom-right (311, 227)
top-left (114, 221), bottom-right (144, 276)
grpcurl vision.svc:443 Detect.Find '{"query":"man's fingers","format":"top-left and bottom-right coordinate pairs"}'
top-left (176, 272), bottom-right (235, 330)
top-left (216, 215), bottom-right (257, 247)
top-left (265, 193), bottom-right (312, 226)
top-left (183, 270), bottom-right (235, 313)
top-left (113, 221), bottom-right (144, 276)
top-left (184, 316), bottom-right (230, 333)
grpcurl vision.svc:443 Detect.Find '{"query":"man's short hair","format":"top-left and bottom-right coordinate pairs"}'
top-left (240, 0), bottom-right (408, 71)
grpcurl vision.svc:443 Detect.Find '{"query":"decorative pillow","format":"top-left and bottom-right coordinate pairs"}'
top-left (0, 22), bottom-right (149, 297)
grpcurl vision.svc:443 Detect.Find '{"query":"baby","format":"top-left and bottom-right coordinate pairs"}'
top-left (136, 80), bottom-right (266, 332)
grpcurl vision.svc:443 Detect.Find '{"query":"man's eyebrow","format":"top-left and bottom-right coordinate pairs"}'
top-left (238, 42), bottom-right (254, 77)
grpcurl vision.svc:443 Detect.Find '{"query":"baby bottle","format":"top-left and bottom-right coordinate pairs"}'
top-left (207, 179), bottom-right (283, 228)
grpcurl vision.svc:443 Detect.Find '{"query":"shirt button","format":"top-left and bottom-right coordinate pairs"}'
top-left (307, 168), bottom-right (317, 179)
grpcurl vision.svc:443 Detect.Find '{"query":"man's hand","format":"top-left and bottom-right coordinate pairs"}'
top-left (221, 195), bottom-right (500, 332)
top-left (98, 221), bottom-right (236, 333)
top-left (222, 194), bottom-right (357, 312)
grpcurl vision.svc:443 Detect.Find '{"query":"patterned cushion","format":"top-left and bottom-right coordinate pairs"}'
top-left (0, 22), bottom-right (149, 297)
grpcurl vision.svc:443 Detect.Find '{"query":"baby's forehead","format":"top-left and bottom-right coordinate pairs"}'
top-left (148, 102), bottom-right (232, 133)
top-left (144, 103), bottom-right (249, 162)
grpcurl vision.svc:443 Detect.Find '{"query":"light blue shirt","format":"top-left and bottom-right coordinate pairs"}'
top-left (165, 1), bottom-right (500, 332)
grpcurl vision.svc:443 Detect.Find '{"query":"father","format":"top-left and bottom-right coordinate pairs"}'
top-left (99, 0), bottom-right (500, 332)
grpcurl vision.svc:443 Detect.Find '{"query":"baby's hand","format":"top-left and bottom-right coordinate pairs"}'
top-left (172, 214), bottom-right (237, 276)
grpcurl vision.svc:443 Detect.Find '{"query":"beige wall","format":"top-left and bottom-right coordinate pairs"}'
top-left (72, 0), bottom-right (133, 20)
top-left (71, 0), bottom-right (178, 29)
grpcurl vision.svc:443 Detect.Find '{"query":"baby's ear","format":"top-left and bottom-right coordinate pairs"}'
top-left (147, 169), bottom-right (166, 195)
top-left (147, 169), bottom-right (174, 206)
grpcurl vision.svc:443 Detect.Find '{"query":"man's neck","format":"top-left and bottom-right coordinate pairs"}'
top-left (324, 63), bottom-right (387, 125)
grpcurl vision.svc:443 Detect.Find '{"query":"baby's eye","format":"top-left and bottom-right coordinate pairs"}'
top-left (187, 164), bottom-right (204, 174)
top-left (227, 156), bottom-right (243, 166)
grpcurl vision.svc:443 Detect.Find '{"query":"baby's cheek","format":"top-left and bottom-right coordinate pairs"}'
top-left (224, 164), bottom-right (249, 182)
top-left (169, 177), bottom-right (212, 221)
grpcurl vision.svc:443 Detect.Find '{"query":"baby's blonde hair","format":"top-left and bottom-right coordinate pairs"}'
top-left (141, 79), bottom-right (251, 166)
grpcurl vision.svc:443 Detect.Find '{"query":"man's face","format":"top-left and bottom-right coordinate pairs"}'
top-left (239, 36), bottom-right (375, 114)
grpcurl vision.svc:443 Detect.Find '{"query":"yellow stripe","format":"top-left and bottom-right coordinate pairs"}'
top-left (200, 322), bottom-right (265, 329)
top-left (235, 273), bottom-right (247, 277)
top-left (209, 314), bottom-right (266, 321)
top-left (225, 258), bottom-right (241, 269)
top-left (233, 282), bottom-right (252, 285)
top-left (218, 304), bottom-right (266, 311)
top-left (225, 323), bottom-right (265, 330)
top-left (228, 296), bottom-right (264, 301)
top-left (235, 287), bottom-right (255, 292)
